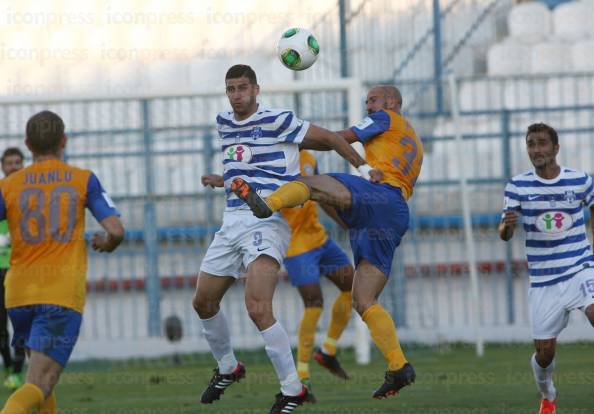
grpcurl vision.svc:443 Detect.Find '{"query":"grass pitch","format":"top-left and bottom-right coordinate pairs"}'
top-left (0, 343), bottom-right (592, 413)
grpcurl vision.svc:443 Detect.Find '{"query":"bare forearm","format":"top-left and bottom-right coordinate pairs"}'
top-left (301, 124), bottom-right (366, 168)
top-left (299, 140), bottom-right (332, 151)
top-left (98, 216), bottom-right (125, 252)
top-left (328, 133), bottom-right (366, 168)
top-left (300, 131), bottom-right (357, 151)
top-left (336, 129), bottom-right (358, 142)
top-left (498, 221), bottom-right (514, 241)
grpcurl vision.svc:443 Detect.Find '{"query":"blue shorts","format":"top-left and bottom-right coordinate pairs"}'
top-left (8, 305), bottom-right (82, 367)
top-left (284, 238), bottom-right (351, 287)
top-left (327, 173), bottom-right (409, 277)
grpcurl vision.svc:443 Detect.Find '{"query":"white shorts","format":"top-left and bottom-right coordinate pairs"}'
top-left (529, 267), bottom-right (594, 339)
top-left (200, 210), bottom-right (290, 278)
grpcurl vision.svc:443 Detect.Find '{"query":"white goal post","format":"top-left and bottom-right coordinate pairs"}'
top-left (448, 71), bottom-right (485, 357)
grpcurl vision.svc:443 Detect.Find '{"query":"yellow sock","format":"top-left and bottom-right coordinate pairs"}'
top-left (322, 291), bottom-right (352, 356)
top-left (297, 306), bottom-right (322, 380)
top-left (39, 394), bottom-right (56, 414)
top-left (266, 181), bottom-right (310, 212)
top-left (297, 361), bottom-right (309, 381)
top-left (0, 383), bottom-right (44, 414)
top-left (362, 304), bottom-right (407, 371)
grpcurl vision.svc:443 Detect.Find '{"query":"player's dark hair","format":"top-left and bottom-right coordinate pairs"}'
top-left (26, 110), bottom-right (65, 155)
top-left (1, 147), bottom-right (24, 164)
top-left (526, 123), bottom-right (558, 146)
top-left (225, 64), bottom-right (257, 84)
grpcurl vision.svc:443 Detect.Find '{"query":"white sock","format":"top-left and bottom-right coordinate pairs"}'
top-left (201, 311), bottom-right (238, 374)
top-left (260, 321), bottom-right (302, 396)
top-left (531, 353), bottom-right (557, 401)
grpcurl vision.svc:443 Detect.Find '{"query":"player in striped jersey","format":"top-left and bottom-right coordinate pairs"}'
top-left (235, 85), bottom-right (423, 401)
top-left (499, 123), bottom-right (594, 414)
top-left (193, 65), bottom-right (371, 414)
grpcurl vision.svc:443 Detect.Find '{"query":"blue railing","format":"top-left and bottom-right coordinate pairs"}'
top-left (2, 75), bottom-right (593, 345)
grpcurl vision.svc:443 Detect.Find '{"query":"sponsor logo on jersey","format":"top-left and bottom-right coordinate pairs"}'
top-left (225, 144), bottom-right (253, 163)
top-left (536, 211), bottom-right (573, 234)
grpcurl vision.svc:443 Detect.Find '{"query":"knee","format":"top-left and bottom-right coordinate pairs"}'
top-left (39, 378), bottom-right (56, 399)
top-left (535, 347), bottom-right (555, 367)
top-left (351, 294), bottom-right (374, 317)
top-left (586, 304), bottom-right (594, 327)
top-left (296, 176), bottom-right (312, 188)
top-left (27, 371), bottom-right (58, 398)
top-left (192, 293), bottom-right (219, 319)
top-left (302, 295), bottom-right (323, 308)
top-left (245, 297), bottom-right (273, 326)
top-left (334, 267), bottom-right (355, 291)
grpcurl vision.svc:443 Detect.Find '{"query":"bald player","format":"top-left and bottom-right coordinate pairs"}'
top-left (233, 84), bottom-right (423, 401)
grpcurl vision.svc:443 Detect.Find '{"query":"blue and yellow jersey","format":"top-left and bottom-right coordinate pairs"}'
top-left (0, 159), bottom-right (119, 313)
top-left (281, 150), bottom-right (328, 257)
top-left (351, 110), bottom-right (423, 199)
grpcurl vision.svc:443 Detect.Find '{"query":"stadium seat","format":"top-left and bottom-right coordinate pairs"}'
top-left (487, 39), bottom-right (532, 76)
top-left (529, 40), bottom-right (571, 74)
top-left (571, 39), bottom-right (594, 72)
top-left (552, 0), bottom-right (594, 41)
top-left (508, 2), bottom-right (552, 43)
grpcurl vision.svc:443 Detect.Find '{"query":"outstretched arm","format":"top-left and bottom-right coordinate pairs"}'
top-left (336, 129), bottom-right (359, 144)
top-left (300, 124), bottom-right (382, 182)
top-left (300, 124), bottom-right (364, 166)
top-left (301, 128), bottom-right (358, 150)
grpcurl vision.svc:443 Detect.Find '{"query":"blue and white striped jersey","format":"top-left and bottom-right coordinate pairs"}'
top-left (217, 105), bottom-right (310, 211)
top-left (503, 167), bottom-right (594, 287)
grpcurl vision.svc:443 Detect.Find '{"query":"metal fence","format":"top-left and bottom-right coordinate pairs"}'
top-left (2, 73), bottom-right (594, 360)
top-left (399, 73), bottom-right (594, 343)
top-left (0, 80), bottom-right (364, 359)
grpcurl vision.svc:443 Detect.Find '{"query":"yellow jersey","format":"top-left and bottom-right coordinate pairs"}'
top-left (0, 159), bottom-right (119, 313)
top-left (351, 109), bottom-right (423, 199)
top-left (281, 150), bottom-right (328, 257)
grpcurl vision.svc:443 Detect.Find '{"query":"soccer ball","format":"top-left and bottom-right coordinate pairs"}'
top-left (277, 28), bottom-right (320, 71)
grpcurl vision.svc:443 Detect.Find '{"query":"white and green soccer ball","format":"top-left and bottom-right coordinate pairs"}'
top-left (277, 28), bottom-right (320, 71)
